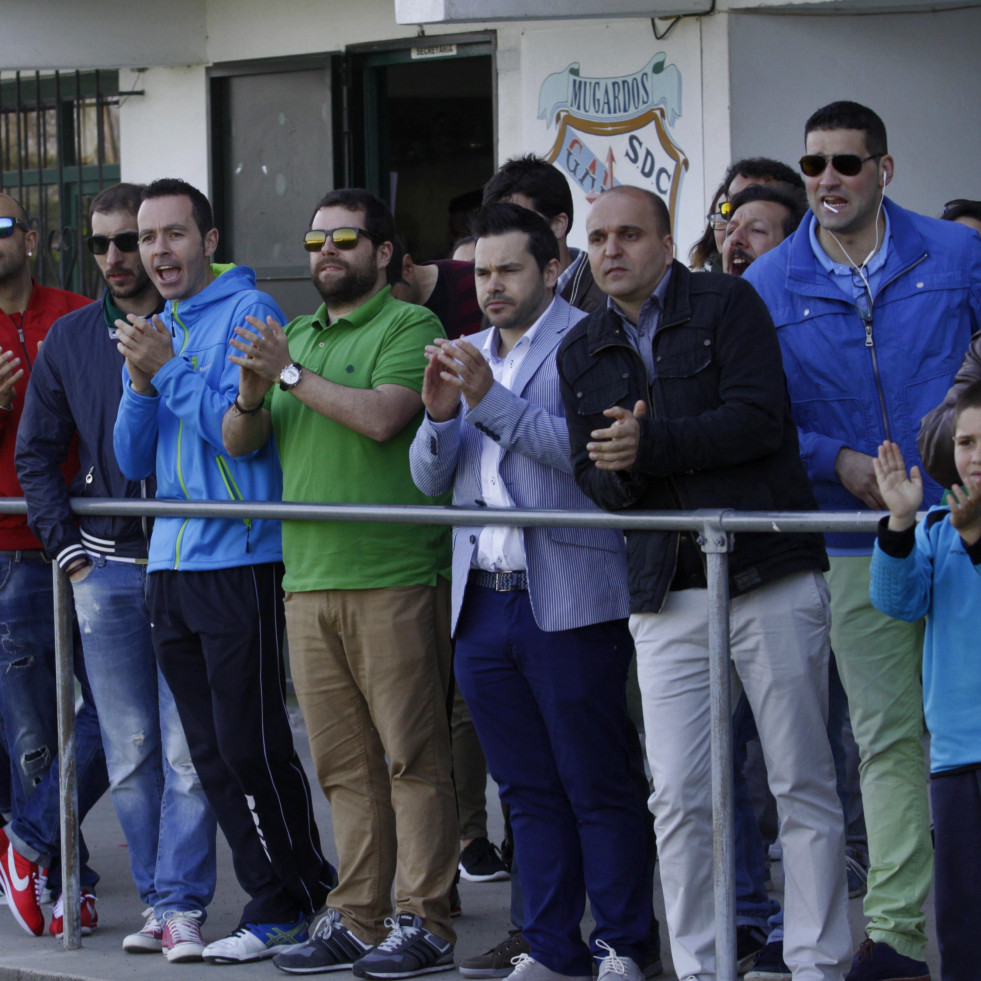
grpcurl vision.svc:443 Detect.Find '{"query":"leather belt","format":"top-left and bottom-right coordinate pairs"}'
top-left (469, 569), bottom-right (528, 592)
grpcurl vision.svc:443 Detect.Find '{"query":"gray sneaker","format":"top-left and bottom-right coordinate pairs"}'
top-left (460, 932), bottom-right (530, 978)
top-left (506, 954), bottom-right (591, 981)
top-left (275, 909), bottom-right (372, 974)
top-left (594, 942), bottom-right (644, 981)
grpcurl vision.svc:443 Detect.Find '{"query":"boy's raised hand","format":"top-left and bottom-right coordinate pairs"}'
top-left (872, 440), bottom-right (922, 531)
top-left (948, 482), bottom-right (981, 545)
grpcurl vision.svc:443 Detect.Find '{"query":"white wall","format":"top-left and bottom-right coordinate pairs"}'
top-left (119, 67), bottom-right (210, 192)
top-left (0, 0), bottom-right (206, 69)
top-left (728, 7), bottom-right (981, 219)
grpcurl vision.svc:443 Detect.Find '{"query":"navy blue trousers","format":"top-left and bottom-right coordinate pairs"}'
top-left (454, 585), bottom-right (653, 976)
top-left (931, 767), bottom-right (981, 981)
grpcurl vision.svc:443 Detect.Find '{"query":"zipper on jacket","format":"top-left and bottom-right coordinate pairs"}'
top-left (140, 479), bottom-right (151, 547)
top-left (861, 311), bottom-right (891, 442)
top-left (591, 329), bottom-right (693, 610)
top-left (215, 454), bottom-right (254, 553)
top-left (168, 307), bottom-right (193, 570)
top-left (860, 250), bottom-right (926, 444)
top-left (16, 322), bottom-right (34, 371)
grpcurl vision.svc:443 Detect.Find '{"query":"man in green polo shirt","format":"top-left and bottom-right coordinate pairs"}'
top-left (221, 188), bottom-right (457, 980)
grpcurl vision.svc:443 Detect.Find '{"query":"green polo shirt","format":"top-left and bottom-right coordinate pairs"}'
top-left (269, 287), bottom-right (450, 592)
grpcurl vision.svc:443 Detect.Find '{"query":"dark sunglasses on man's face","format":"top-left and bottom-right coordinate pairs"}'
top-left (0, 216), bottom-right (30, 238)
top-left (303, 227), bottom-right (376, 252)
top-left (87, 232), bottom-right (140, 255)
top-left (799, 153), bottom-right (882, 178)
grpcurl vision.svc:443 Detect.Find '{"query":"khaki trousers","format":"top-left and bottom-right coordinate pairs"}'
top-left (286, 580), bottom-right (458, 944)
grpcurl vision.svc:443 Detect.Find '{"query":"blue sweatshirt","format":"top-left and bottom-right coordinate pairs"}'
top-left (113, 264), bottom-right (283, 572)
top-left (870, 506), bottom-right (981, 772)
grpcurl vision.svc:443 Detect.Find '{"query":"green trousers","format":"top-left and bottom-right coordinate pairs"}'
top-left (828, 555), bottom-right (931, 960)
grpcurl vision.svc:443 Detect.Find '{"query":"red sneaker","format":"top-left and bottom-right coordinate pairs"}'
top-left (49, 890), bottom-right (98, 937)
top-left (0, 828), bottom-right (48, 936)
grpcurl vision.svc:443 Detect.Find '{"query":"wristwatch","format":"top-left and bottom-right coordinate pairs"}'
top-left (279, 362), bottom-right (303, 391)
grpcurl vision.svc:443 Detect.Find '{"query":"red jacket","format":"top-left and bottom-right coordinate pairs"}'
top-left (1, 281), bottom-right (92, 549)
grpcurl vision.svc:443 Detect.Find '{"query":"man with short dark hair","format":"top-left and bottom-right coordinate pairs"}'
top-left (113, 178), bottom-right (333, 965)
top-left (559, 184), bottom-right (850, 981)
top-left (721, 157), bottom-right (805, 199)
top-left (221, 188), bottom-right (457, 980)
top-left (0, 191), bottom-right (95, 938)
top-left (744, 101), bottom-right (981, 981)
top-left (410, 202), bottom-right (654, 981)
top-left (483, 155), bottom-right (605, 312)
top-left (14, 182), bottom-right (218, 960)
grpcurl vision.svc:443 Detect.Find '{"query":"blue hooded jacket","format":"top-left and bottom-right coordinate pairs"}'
top-left (114, 264), bottom-right (284, 572)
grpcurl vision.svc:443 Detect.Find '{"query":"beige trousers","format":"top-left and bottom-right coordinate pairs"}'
top-left (286, 580), bottom-right (458, 944)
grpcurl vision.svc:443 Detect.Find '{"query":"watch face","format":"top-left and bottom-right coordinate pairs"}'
top-left (281, 363), bottom-right (301, 387)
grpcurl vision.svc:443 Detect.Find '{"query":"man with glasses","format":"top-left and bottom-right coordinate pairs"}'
top-left (744, 101), bottom-right (981, 981)
top-left (0, 192), bottom-right (92, 932)
top-left (12, 182), bottom-right (220, 960)
top-left (113, 178), bottom-right (334, 965)
top-left (222, 188), bottom-right (458, 979)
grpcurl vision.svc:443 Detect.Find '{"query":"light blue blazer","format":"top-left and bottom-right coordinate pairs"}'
top-left (409, 297), bottom-right (631, 634)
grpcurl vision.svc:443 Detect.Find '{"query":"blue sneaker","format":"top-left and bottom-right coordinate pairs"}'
top-left (845, 937), bottom-right (930, 981)
top-left (353, 913), bottom-right (454, 978)
top-left (203, 914), bottom-right (309, 964)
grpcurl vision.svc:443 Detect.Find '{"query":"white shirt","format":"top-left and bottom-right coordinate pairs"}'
top-left (473, 304), bottom-right (551, 571)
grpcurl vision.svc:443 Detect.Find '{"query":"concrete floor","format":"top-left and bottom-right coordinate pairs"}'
top-left (0, 707), bottom-right (940, 981)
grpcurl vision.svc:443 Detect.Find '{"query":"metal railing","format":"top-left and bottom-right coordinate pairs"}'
top-left (0, 497), bottom-right (883, 977)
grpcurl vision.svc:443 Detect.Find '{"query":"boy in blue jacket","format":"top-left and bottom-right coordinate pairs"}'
top-left (870, 380), bottom-right (981, 981)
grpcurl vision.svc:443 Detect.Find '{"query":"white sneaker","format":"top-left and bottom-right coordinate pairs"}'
top-left (202, 916), bottom-right (309, 964)
top-left (595, 941), bottom-right (644, 981)
top-left (162, 909), bottom-right (206, 963)
top-left (123, 908), bottom-right (164, 953)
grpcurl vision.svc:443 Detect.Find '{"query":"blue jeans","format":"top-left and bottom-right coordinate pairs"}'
top-left (0, 550), bottom-right (105, 888)
top-left (69, 557), bottom-right (217, 918)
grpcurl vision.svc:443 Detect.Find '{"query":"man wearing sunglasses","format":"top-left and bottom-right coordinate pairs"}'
top-left (744, 101), bottom-right (981, 981)
top-left (112, 178), bottom-right (334, 965)
top-left (13, 182), bottom-right (223, 960)
top-left (0, 192), bottom-right (92, 932)
top-left (222, 188), bottom-right (457, 979)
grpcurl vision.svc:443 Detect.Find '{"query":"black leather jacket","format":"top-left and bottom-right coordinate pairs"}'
top-left (557, 262), bottom-right (827, 613)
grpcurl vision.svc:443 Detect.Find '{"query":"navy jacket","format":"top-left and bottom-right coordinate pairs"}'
top-left (15, 294), bottom-right (158, 572)
top-left (557, 262), bottom-right (827, 614)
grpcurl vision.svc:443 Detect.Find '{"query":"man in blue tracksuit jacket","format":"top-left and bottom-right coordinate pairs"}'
top-left (14, 183), bottom-right (217, 957)
top-left (112, 178), bottom-right (333, 965)
top-left (743, 100), bottom-right (981, 981)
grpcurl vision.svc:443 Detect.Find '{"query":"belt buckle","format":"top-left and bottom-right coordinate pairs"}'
top-left (494, 572), bottom-right (512, 592)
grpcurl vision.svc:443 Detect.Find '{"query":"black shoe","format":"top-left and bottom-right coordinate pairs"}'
top-left (736, 925), bottom-right (767, 973)
top-left (459, 838), bottom-right (510, 883)
top-left (845, 937), bottom-right (930, 981)
top-left (744, 942), bottom-right (791, 980)
top-left (460, 932), bottom-right (529, 978)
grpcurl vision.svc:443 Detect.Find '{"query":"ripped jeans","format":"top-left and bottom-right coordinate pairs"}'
top-left (68, 556), bottom-right (216, 917)
top-left (0, 549), bottom-right (105, 890)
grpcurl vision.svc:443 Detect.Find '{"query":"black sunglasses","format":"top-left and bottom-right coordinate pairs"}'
top-left (303, 227), bottom-right (377, 252)
top-left (87, 232), bottom-right (140, 255)
top-left (799, 153), bottom-right (882, 178)
top-left (0, 216), bottom-right (30, 238)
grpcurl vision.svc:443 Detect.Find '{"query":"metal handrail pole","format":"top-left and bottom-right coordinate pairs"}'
top-left (699, 514), bottom-right (737, 981)
top-left (52, 561), bottom-right (81, 948)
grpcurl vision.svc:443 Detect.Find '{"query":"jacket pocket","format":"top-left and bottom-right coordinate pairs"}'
top-left (654, 328), bottom-right (713, 378)
top-left (571, 376), bottom-right (631, 416)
